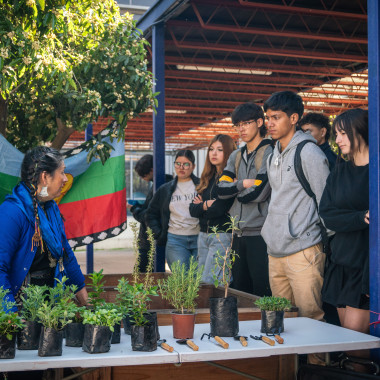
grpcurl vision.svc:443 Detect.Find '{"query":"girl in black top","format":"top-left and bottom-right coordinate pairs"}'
top-left (190, 134), bottom-right (236, 283)
top-left (320, 109), bottom-right (369, 335)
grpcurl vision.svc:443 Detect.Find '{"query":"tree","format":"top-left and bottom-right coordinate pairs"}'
top-left (0, 0), bottom-right (155, 161)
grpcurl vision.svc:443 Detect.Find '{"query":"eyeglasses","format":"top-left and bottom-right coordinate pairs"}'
top-left (234, 120), bottom-right (256, 130)
top-left (174, 161), bottom-right (191, 169)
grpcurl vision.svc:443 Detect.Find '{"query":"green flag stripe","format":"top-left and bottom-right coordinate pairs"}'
top-left (60, 155), bottom-right (125, 204)
top-left (0, 172), bottom-right (19, 204)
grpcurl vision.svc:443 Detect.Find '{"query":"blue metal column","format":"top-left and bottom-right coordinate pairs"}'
top-left (85, 124), bottom-right (94, 274)
top-left (152, 22), bottom-right (166, 272)
top-left (368, 0), bottom-right (380, 344)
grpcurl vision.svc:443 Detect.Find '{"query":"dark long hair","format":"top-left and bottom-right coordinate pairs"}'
top-left (333, 108), bottom-right (368, 162)
top-left (21, 146), bottom-right (64, 248)
top-left (197, 134), bottom-right (236, 194)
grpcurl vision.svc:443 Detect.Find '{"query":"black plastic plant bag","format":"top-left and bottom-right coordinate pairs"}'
top-left (38, 327), bottom-right (63, 357)
top-left (126, 312), bottom-right (160, 340)
top-left (260, 310), bottom-right (284, 334)
top-left (0, 333), bottom-right (16, 359)
top-left (209, 296), bottom-right (239, 337)
top-left (82, 324), bottom-right (112, 354)
top-left (111, 323), bottom-right (121, 344)
top-left (65, 322), bottom-right (85, 347)
top-left (17, 320), bottom-right (42, 350)
top-left (131, 322), bottom-right (157, 352)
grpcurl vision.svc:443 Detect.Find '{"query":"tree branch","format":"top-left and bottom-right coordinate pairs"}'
top-left (0, 97), bottom-right (8, 137)
top-left (51, 118), bottom-right (75, 150)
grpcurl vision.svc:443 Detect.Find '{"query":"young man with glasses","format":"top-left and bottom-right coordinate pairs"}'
top-left (217, 102), bottom-right (273, 296)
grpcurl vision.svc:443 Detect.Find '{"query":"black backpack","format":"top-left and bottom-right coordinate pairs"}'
top-left (269, 140), bottom-right (331, 255)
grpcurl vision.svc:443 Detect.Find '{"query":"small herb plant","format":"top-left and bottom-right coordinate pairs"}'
top-left (158, 256), bottom-right (203, 314)
top-left (87, 269), bottom-right (106, 309)
top-left (19, 284), bottom-right (49, 322)
top-left (36, 277), bottom-right (77, 330)
top-left (115, 277), bottom-right (132, 318)
top-left (82, 308), bottom-right (123, 332)
top-left (210, 215), bottom-right (240, 298)
top-left (254, 296), bottom-right (292, 311)
top-left (129, 223), bottom-right (158, 326)
top-left (0, 287), bottom-right (25, 340)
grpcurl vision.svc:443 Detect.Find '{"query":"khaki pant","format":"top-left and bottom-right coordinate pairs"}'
top-left (268, 243), bottom-right (325, 321)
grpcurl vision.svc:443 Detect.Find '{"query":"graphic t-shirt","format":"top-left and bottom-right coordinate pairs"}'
top-left (168, 180), bottom-right (200, 235)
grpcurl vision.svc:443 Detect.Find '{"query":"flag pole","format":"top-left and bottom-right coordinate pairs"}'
top-left (85, 123), bottom-right (94, 274)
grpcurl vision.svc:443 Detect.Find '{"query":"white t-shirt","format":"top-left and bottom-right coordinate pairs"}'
top-left (168, 180), bottom-right (200, 236)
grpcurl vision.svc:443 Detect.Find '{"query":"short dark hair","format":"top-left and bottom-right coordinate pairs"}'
top-left (175, 149), bottom-right (195, 164)
top-left (263, 91), bottom-right (304, 119)
top-left (298, 113), bottom-right (332, 140)
top-left (333, 108), bottom-right (368, 161)
top-left (135, 154), bottom-right (153, 177)
top-left (231, 103), bottom-right (266, 137)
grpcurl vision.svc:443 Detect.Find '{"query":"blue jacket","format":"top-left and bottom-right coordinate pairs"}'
top-left (0, 183), bottom-right (85, 309)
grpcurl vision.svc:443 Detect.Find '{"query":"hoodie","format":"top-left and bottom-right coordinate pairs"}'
top-left (217, 139), bottom-right (273, 236)
top-left (261, 131), bottom-right (330, 257)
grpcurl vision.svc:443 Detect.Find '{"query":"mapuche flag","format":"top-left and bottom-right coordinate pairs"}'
top-left (0, 126), bottom-right (127, 248)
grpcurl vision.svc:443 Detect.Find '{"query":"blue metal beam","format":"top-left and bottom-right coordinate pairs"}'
top-left (152, 22), bottom-right (166, 272)
top-left (137, 0), bottom-right (183, 35)
top-left (368, 0), bottom-right (380, 344)
top-left (85, 124), bottom-right (94, 274)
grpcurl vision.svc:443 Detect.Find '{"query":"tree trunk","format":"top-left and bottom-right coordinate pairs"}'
top-left (0, 97), bottom-right (8, 137)
top-left (51, 118), bottom-right (75, 150)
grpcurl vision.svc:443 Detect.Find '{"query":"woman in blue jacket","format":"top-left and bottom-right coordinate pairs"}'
top-left (0, 146), bottom-right (88, 308)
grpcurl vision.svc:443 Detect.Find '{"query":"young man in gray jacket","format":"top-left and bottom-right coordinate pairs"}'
top-left (261, 91), bottom-right (330, 323)
top-left (217, 103), bottom-right (273, 296)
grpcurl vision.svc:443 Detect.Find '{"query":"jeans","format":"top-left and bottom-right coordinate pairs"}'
top-left (165, 232), bottom-right (198, 270)
top-left (198, 231), bottom-right (232, 284)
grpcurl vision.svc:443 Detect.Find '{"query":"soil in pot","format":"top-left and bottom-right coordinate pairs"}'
top-left (131, 322), bottom-right (157, 352)
top-left (38, 328), bottom-right (63, 357)
top-left (17, 320), bottom-right (42, 350)
top-left (82, 324), bottom-right (112, 354)
top-left (65, 322), bottom-right (85, 347)
top-left (111, 323), bottom-right (121, 344)
top-left (171, 312), bottom-right (196, 339)
top-left (209, 296), bottom-right (239, 337)
top-left (0, 334), bottom-right (16, 359)
top-left (260, 310), bottom-right (284, 334)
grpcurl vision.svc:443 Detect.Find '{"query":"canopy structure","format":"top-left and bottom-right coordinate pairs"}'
top-left (67, 0), bottom-right (368, 150)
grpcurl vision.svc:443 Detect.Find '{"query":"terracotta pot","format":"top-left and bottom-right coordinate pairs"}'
top-left (171, 312), bottom-right (196, 339)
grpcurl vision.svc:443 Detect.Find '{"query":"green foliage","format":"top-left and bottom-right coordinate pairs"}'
top-left (0, 0), bottom-right (155, 153)
top-left (19, 284), bottom-right (49, 322)
top-left (82, 307), bottom-right (123, 332)
top-left (0, 287), bottom-right (25, 340)
top-left (254, 296), bottom-right (292, 311)
top-left (210, 215), bottom-right (240, 298)
top-left (158, 256), bottom-right (203, 314)
top-left (128, 224), bottom-right (158, 326)
top-left (87, 269), bottom-right (106, 309)
top-left (115, 276), bottom-right (131, 318)
top-left (36, 276), bottom-right (77, 330)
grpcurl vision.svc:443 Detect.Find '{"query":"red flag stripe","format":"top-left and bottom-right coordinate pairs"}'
top-left (59, 189), bottom-right (126, 238)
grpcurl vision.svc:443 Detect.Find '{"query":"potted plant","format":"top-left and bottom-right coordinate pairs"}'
top-left (129, 224), bottom-right (159, 352)
top-left (254, 296), bottom-right (292, 334)
top-left (209, 216), bottom-right (240, 337)
top-left (158, 256), bottom-right (203, 339)
top-left (115, 277), bottom-right (133, 335)
top-left (36, 277), bottom-right (76, 357)
top-left (65, 300), bottom-right (86, 348)
top-left (17, 284), bottom-right (48, 350)
top-left (0, 287), bottom-right (25, 359)
top-left (82, 307), bottom-right (122, 354)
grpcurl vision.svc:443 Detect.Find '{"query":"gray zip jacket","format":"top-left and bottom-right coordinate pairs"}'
top-left (261, 131), bottom-right (330, 256)
top-left (217, 139), bottom-right (273, 236)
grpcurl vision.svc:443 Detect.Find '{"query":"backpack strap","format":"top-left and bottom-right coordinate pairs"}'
top-left (294, 140), bottom-right (316, 201)
top-left (234, 150), bottom-right (242, 178)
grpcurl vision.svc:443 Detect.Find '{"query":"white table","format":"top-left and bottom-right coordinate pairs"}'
top-left (1, 318), bottom-right (379, 372)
